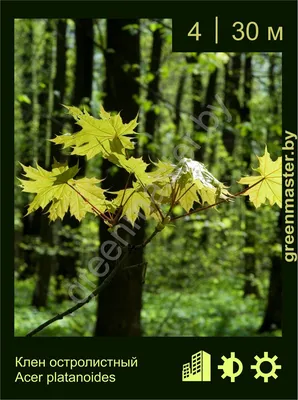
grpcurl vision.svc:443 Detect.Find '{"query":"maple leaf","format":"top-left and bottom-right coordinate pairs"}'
top-left (238, 146), bottom-right (282, 208)
top-left (149, 160), bottom-right (176, 180)
top-left (115, 155), bottom-right (152, 185)
top-left (51, 105), bottom-right (138, 161)
top-left (19, 161), bottom-right (109, 221)
top-left (170, 158), bottom-right (232, 212)
top-left (115, 156), bottom-right (176, 189)
top-left (113, 187), bottom-right (152, 225)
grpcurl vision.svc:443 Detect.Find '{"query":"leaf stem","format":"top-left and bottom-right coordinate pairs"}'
top-left (175, 182), bottom-right (195, 205)
top-left (67, 183), bottom-right (111, 223)
top-left (112, 172), bottom-right (132, 225)
top-left (137, 177), bottom-right (164, 221)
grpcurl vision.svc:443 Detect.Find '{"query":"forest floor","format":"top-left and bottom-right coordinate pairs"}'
top-left (15, 277), bottom-right (282, 337)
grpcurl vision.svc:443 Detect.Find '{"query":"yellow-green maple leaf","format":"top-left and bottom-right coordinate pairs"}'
top-left (113, 187), bottom-right (152, 225)
top-left (51, 105), bottom-right (138, 161)
top-left (19, 161), bottom-right (109, 221)
top-left (238, 146), bottom-right (282, 208)
top-left (115, 155), bottom-right (175, 188)
top-left (115, 155), bottom-right (152, 185)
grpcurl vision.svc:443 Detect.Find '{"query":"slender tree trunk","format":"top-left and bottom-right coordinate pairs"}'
top-left (51, 20), bottom-right (67, 155)
top-left (241, 55), bottom-right (260, 298)
top-left (202, 67), bottom-right (218, 166)
top-left (241, 55), bottom-right (258, 296)
top-left (18, 20), bottom-right (37, 279)
top-left (19, 21), bottom-right (33, 154)
top-left (174, 69), bottom-right (187, 136)
top-left (187, 54), bottom-right (204, 161)
top-left (47, 19), bottom-right (70, 301)
top-left (187, 56), bottom-right (218, 247)
top-left (143, 21), bottom-right (163, 163)
top-left (222, 54), bottom-right (241, 183)
top-left (32, 217), bottom-right (54, 307)
top-left (95, 19), bottom-right (142, 336)
top-left (187, 55), bottom-right (218, 162)
top-left (258, 212), bottom-right (282, 332)
top-left (32, 20), bottom-right (55, 307)
top-left (268, 54), bottom-right (278, 116)
top-left (204, 67), bottom-right (218, 127)
top-left (56, 19), bottom-right (94, 302)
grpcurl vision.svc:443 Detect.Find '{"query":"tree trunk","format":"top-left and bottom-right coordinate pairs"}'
top-left (144, 21), bottom-right (163, 162)
top-left (187, 56), bottom-right (218, 247)
top-left (241, 54), bottom-right (260, 298)
top-left (202, 67), bottom-right (218, 166)
top-left (47, 19), bottom-right (70, 301)
top-left (268, 54), bottom-right (278, 116)
top-left (32, 215), bottom-right (54, 307)
top-left (95, 19), bottom-right (142, 336)
top-left (32, 20), bottom-right (55, 307)
top-left (51, 19), bottom-right (67, 155)
top-left (222, 54), bottom-right (241, 183)
top-left (258, 212), bottom-right (282, 332)
top-left (187, 54), bottom-right (204, 161)
top-left (187, 55), bottom-right (218, 162)
top-left (56, 19), bottom-right (94, 302)
top-left (204, 67), bottom-right (218, 127)
top-left (174, 69), bottom-right (187, 136)
top-left (18, 20), bottom-right (37, 280)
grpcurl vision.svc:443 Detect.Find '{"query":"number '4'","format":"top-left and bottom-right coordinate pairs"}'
top-left (188, 22), bottom-right (202, 41)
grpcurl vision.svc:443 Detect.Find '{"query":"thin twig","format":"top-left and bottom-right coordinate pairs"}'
top-left (26, 248), bottom-right (131, 337)
top-left (136, 226), bottom-right (161, 249)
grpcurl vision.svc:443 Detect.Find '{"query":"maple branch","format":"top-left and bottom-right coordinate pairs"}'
top-left (25, 174), bottom-right (265, 336)
top-left (171, 178), bottom-right (265, 222)
top-left (135, 225), bottom-right (161, 249)
top-left (26, 248), bottom-right (132, 337)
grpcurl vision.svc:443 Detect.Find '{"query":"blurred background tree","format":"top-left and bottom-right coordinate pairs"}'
top-left (14, 18), bottom-right (282, 337)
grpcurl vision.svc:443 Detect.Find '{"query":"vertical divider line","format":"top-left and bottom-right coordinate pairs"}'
top-left (215, 16), bottom-right (219, 44)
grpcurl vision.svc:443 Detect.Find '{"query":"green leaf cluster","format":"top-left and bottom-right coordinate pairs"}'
top-left (19, 106), bottom-right (282, 227)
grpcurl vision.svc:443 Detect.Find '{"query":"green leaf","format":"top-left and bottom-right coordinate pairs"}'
top-left (238, 146), bottom-right (282, 208)
top-left (115, 156), bottom-right (176, 189)
top-left (51, 105), bottom-right (138, 161)
top-left (113, 187), bottom-right (152, 225)
top-left (19, 162), bottom-right (109, 221)
top-left (115, 154), bottom-right (151, 185)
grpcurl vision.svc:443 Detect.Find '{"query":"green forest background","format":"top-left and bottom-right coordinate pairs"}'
top-left (14, 18), bottom-right (282, 337)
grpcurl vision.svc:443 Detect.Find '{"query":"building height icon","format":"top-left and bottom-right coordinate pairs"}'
top-left (182, 351), bottom-right (211, 382)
